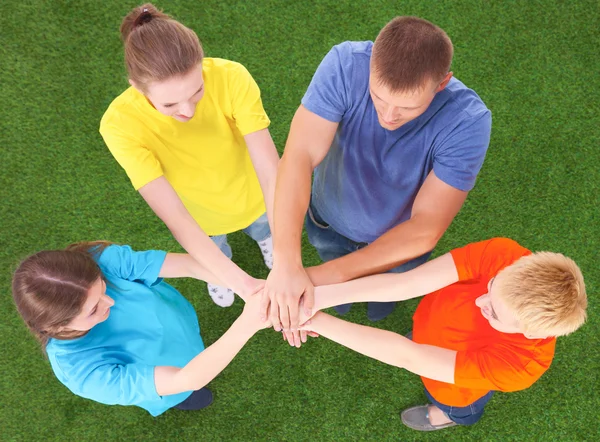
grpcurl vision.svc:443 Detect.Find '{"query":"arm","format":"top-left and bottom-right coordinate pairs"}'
top-left (244, 128), bottom-right (280, 231)
top-left (311, 253), bottom-right (459, 313)
top-left (154, 293), bottom-right (270, 395)
top-left (262, 105), bottom-right (338, 339)
top-left (306, 171), bottom-right (468, 285)
top-left (139, 176), bottom-right (259, 299)
top-left (303, 313), bottom-right (456, 384)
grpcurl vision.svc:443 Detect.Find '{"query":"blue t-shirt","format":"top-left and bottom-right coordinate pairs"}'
top-left (46, 245), bottom-right (205, 417)
top-left (302, 41), bottom-right (492, 243)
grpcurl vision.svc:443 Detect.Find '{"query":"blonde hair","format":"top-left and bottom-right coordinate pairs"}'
top-left (496, 252), bottom-right (587, 337)
top-left (120, 3), bottom-right (204, 92)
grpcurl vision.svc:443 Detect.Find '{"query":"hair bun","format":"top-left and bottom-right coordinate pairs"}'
top-left (120, 3), bottom-right (163, 42)
top-left (134, 9), bottom-right (153, 27)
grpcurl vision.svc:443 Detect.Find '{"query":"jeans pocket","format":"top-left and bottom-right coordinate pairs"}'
top-left (307, 205), bottom-right (330, 229)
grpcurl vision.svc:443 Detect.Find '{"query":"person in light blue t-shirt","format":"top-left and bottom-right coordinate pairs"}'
top-left (264, 17), bottom-right (491, 343)
top-left (11, 242), bottom-right (269, 417)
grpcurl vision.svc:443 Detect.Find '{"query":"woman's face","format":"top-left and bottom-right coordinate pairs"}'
top-left (139, 64), bottom-right (205, 122)
top-left (65, 278), bottom-right (114, 332)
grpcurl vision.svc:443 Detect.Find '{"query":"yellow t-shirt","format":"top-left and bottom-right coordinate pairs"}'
top-left (99, 58), bottom-right (270, 236)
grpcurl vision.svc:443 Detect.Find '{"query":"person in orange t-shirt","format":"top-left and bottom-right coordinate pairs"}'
top-left (295, 238), bottom-right (587, 431)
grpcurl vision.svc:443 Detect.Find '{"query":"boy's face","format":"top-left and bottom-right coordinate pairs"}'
top-left (475, 277), bottom-right (522, 334)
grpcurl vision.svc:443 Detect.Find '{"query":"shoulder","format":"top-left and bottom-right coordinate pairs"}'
top-left (320, 41), bottom-right (372, 73)
top-left (204, 57), bottom-right (251, 79)
top-left (433, 77), bottom-right (491, 135)
top-left (451, 238), bottom-right (531, 280)
top-left (100, 87), bottom-right (144, 130)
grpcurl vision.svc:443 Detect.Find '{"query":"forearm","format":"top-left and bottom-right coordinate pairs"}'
top-left (312, 253), bottom-right (458, 311)
top-left (159, 254), bottom-right (230, 287)
top-left (272, 152), bottom-right (313, 266)
top-left (168, 215), bottom-right (255, 297)
top-left (259, 174), bottom-right (276, 235)
top-left (155, 315), bottom-right (257, 395)
top-left (316, 216), bottom-right (440, 283)
top-left (309, 313), bottom-right (415, 368)
top-left (309, 313), bottom-right (456, 383)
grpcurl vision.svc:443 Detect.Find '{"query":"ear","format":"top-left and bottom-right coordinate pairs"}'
top-left (128, 79), bottom-right (145, 95)
top-left (435, 72), bottom-right (453, 93)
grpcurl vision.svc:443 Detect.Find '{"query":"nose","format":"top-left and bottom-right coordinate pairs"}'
top-left (475, 293), bottom-right (487, 308)
top-left (382, 106), bottom-right (395, 121)
top-left (180, 102), bottom-right (195, 118)
top-left (103, 294), bottom-right (115, 307)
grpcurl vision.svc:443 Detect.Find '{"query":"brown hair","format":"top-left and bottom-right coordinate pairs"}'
top-left (371, 16), bottom-right (453, 92)
top-left (496, 252), bottom-right (587, 337)
top-left (12, 241), bottom-right (111, 350)
top-left (120, 3), bottom-right (204, 92)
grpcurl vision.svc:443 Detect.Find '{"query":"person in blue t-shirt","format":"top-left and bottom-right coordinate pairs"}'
top-left (263, 16), bottom-right (491, 345)
top-left (11, 241), bottom-right (269, 416)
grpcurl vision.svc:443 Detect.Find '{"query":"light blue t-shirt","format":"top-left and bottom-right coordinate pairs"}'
top-left (302, 41), bottom-right (492, 243)
top-left (46, 245), bottom-right (205, 417)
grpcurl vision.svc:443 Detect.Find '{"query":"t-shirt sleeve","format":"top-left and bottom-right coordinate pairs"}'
top-left (301, 43), bottom-right (352, 123)
top-left (229, 63), bottom-right (270, 136)
top-left (96, 245), bottom-right (167, 286)
top-left (59, 357), bottom-right (160, 406)
top-left (450, 238), bottom-right (530, 281)
top-left (433, 110), bottom-right (491, 192)
top-left (99, 119), bottom-right (164, 190)
top-left (454, 342), bottom-right (554, 392)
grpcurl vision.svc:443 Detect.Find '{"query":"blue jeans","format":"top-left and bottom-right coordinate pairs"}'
top-left (305, 202), bottom-right (432, 277)
top-left (211, 213), bottom-right (271, 258)
top-left (425, 387), bottom-right (494, 426)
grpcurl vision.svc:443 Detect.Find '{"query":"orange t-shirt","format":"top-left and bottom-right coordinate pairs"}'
top-left (412, 238), bottom-right (556, 407)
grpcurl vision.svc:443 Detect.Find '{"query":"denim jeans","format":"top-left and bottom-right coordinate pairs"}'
top-left (425, 386), bottom-right (494, 426)
top-left (211, 213), bottom-right (271, 258)
top-left (304, 202), bottom-right (432, 276)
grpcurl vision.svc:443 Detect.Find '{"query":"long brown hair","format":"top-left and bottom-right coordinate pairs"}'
top-left (120, 3), bottom-right (204, 92)
top-left (12, 241), bottom-right (112, 350)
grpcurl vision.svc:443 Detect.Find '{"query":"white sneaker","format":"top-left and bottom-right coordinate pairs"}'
top-left (257, 235), bottom-right (273, 269)
top-left (207, 283), bottom-right (234, 307)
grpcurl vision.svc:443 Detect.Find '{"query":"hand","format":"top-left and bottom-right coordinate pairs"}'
top-left (242, 292), bottom-right (272, 331)
top-left (238, 277), bottom-right (266, 301)
top-left (280, 299), bottom-right (320, 345)
top-left (262, 262), bottom-right (314, 347)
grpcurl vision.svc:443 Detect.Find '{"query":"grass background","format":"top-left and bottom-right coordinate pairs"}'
top-left (1, 0), bottom-right (599, 440)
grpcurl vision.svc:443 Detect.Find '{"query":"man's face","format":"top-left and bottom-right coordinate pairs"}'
top-left (368, 71), bottom-right (451, 131)
top-left (135, 64), bottom-right (205, 123)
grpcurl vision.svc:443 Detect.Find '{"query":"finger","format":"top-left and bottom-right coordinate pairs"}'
top-left (284, 329), bottom-right (295, 345)
top-left (303, 284), bottom-right (315, 317)
top-left (292, 329), bottom-right (302, 348)
top-left (259, 291), bottom-right (271, 321)
top-left (300, 330), bottom-right (307, 343)
top-left (269, 300), bottom-right (281, 332)
top-left (288, 296), bottom-right (300, 332)
top-left (307, 331), bottom-right (320, 338)
top-left (278, 297), bottom-right (291, 331)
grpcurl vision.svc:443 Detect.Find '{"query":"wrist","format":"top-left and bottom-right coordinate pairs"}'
top-left (238, 310), bottom-right (263, 334)
top-left (272, 241), bottom-right (303, 267)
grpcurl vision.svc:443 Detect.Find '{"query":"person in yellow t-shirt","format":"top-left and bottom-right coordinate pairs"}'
top-left (100, 4), bottom-right (279, 307)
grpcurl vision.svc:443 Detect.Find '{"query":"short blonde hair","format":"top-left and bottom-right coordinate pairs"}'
top-left (496, 252), bottom-right (587, 337)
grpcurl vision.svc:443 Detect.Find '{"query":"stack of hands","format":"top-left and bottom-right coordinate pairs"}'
top-left (240, 264), bottom-right (322, 346)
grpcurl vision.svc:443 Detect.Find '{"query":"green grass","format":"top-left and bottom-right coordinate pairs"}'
top-left (1, 0), bottom-right (599, 440)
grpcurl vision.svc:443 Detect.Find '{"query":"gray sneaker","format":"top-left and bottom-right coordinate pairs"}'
top-left (401, 405), bottom-right (458, 431)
